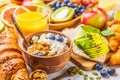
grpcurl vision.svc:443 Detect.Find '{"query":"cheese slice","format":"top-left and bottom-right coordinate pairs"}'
top-left (98, 0), bottom-right (120, 11)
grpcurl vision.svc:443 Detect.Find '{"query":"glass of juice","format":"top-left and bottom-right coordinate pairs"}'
top-left (14, 5), bottom-right (50, 36)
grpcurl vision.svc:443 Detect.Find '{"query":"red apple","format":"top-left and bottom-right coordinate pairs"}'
top-left (81, 7), bottom-right (108, 29)
top-left (81, 0), bottom-right (91, 6)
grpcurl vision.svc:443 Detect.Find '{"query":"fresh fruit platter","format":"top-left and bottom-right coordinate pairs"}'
top-left (0, 0), bottom-right (120, 80)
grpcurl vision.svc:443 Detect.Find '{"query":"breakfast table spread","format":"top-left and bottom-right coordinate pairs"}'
top-left (0, 0), bottom-right (120, 80)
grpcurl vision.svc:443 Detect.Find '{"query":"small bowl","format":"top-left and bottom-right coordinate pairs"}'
top-left (49, 16), bottom-right (81, 30)
top-left (47, 0), bottom-right (81, 31)
top-left (30, 69), bottom-right (48, 80)
top-left (19, 30), bottom-right (72, 73)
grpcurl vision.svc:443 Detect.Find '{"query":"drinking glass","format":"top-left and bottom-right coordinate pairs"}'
top-left (14, 5), bottom-right (50, 36)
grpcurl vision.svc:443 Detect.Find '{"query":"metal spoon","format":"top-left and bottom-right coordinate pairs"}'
top-left (11, 15), bottom-right (30, 47)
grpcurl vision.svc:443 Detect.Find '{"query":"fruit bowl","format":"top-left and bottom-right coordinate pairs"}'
top-left (47, 0), bottom-right (98, 31)
top-left (47, 0), bottom-right (83, 30)
top-left (49, 16), bottom-right (81, 30)
top-left (19, 30), bottom-right (72, 73)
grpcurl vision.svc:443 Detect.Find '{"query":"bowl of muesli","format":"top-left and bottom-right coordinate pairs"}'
top-left (20, 30), bottom-right (72, 73)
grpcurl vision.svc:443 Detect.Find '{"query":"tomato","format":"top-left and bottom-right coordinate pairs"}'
top-left (81, 0), bottom-right (91, 6)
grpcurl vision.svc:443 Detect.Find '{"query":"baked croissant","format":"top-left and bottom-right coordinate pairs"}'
top-left (108, 21), bottom-right (120, 52)
top-left (109, 48), bottom-right (120, 65)
top-left (0, 27), bottom-right (29, 80)
top-left (108, 20), bottom-right (120, 65)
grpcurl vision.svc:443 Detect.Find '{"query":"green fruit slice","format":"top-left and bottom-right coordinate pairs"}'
top-left (114, 9), bottom-right (120, 20)
top-left (51, 7), bottom-right (74, 23)
top-left (39, 4), bottom-right (53, 14)
top-left (0, 22), bottom-right (5, 33)
top-left (74, 30), bottom-right (109, 58)
top-left (31, 4), bottom-right (53, 14)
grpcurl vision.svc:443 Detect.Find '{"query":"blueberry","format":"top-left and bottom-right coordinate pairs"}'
top-left (74, 7), bottom-right (78, 11)
top-left (73, 4), bottom-right (78, 8)
top-left (61, 3), bottom-right (65, 7)
top-left (51, 2), bottom-right (57, 7)
top-left (55, 35), bottom-right (64, 42)
top-left (67, 2), bottom-right (73, 7)
top-left (56, 3), bottom-right (61, 8)
top-left (48, 33), bottom-right (55, 40)
top-left (100, 70), bottom-right (108, 77)
top-left (37, 53), bottom-right (43, 56)
top-left (52, 7), bottom-right (57, 11)
top-left (34, 53), bottom-right (43, 56)
top-left (74, 14), bottom-right (78, 18)
top-left (61, 2), bottom-right (67, 7)
top-left (75, 12), bottom-right (81, 17)
top-left (79, 5), bottom-right (86, 9)
top-left (57, 1), bottom-right (61, 4)
top-left (80, 8), bottom-right (85, 13)
top-left (77, 12), bottom-right (82, 16)
top-left (95, 63), bottom-right (103, 71)
top-left (64, 0), bottom-right (70, 3)
top-left (107, 68), bottom-right (116, 75)
top-left (74, 8), bottom-right (80, 13)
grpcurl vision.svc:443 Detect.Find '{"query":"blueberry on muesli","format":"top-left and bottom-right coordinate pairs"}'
top-left (47, 33), bottom-right (55, 40)
top-left (55, 35), bottom-right (64, 42)
top-left (34, 53), bottom-right (43, 56)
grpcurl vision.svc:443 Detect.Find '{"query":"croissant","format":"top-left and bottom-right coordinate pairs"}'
top-left (108, 20), bottom-right (120, 65)
top-left (108, 21), bottom-right (120, 52)
top-left (109, 49), bottom-right (120, 65)
top-left (0, 27), bottom-right (29, 80)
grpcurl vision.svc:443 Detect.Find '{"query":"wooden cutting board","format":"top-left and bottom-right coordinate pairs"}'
top-left (70, 53), bottom-right (97, 71)
top-left (71, 52), bottom-right (110, 71)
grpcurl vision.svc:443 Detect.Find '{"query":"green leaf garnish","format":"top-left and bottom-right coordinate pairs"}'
top-left (81, 25), bottom-right (100, 33)
top-left (101, 29), bottom-right (115, 36)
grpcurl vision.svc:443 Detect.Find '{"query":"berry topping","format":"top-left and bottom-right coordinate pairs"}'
top-left (48, 33), bottom-right (55, 40)
top-left (95, 63), bottom-right (103, 71)
top-left (107, 68), bottom-right (116, 75)
top-left (64, 0), bottom-right (70, 4)
top-left (56, 3), bottom-right (61, 8)
top-left (52, 7), bottom-right (57, 11)
top-left (100, 70), bottom-right (108, 77)
top-left (34, 53), bottom-right (43, 56)
top-left (55, 35), bottom-right (64, 42)
top-left (51, 2), bottom-right (56, 7)
top-left (67, 2), bottom-right (73, 7)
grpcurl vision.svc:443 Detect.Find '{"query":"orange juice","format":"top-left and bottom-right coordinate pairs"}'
top-left (16, 11), bottom-right (47, 35)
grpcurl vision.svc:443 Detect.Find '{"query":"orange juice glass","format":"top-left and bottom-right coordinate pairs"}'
top-left (14, 5), bottom-right (50, 35)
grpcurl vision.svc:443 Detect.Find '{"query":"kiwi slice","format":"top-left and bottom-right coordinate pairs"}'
top-left (0, 22), bottom-right (5, 33)
top-left (51, 7), bottom-right (74, 23)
